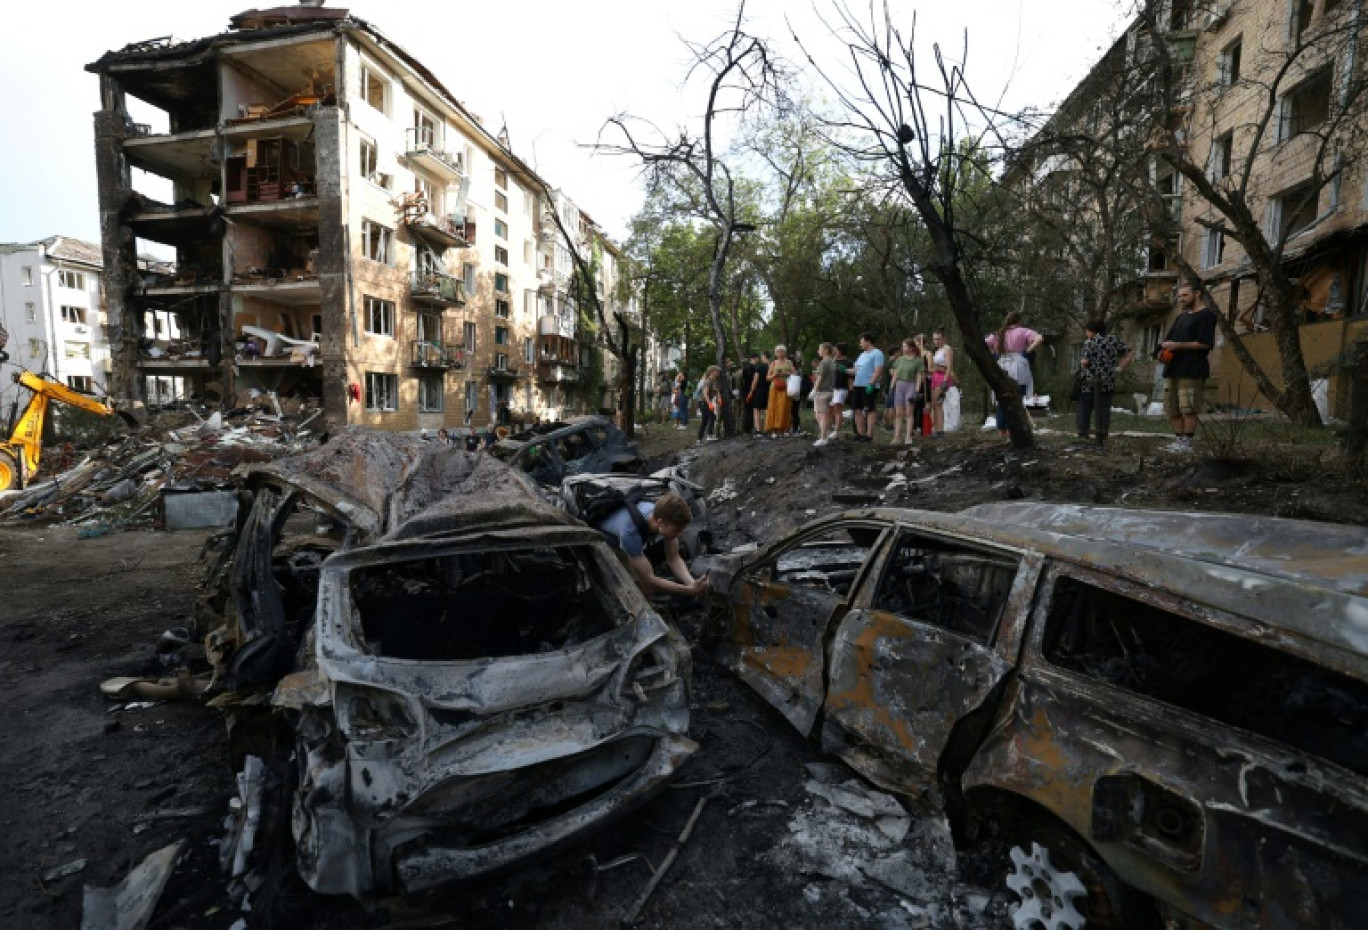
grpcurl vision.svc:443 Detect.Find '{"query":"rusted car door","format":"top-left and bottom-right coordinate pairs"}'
top-left (719, 519), bottom-right (891, 735)
top-left (820, 528), bottom-right (1038, 792)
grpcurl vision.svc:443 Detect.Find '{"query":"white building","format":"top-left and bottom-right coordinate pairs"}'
top-left (0, 237), bottom-right (111, 413)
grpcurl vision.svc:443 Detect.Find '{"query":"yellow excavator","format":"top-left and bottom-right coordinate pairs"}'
top-left (1, 370), bottom-right (136, 491)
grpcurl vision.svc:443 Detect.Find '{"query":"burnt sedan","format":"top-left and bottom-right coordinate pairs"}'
top-left (490, 415), bottom-right (643, 485)
top-left (706, 503), bottom-right (1368, 929)
top-left (204, 429), bottom-right (694, 897)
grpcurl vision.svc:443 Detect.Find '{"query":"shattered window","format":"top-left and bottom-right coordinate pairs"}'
top-left (418, 375), bottom-right (444, 412)
top-left (365, 372), bottom-right (397, 412)
top-left (58, 270), bottom-right (86, 290)
top-left (1043, 576), bottom-right (1368, 778)
top-left (772, 524), bottom-right (884, 597)
top-left (350, 545), bottom-right (620, 660)
top-left (872, 535), bottom-right (1018, 644)
top-left (361, 65), bottom-right (388, 114)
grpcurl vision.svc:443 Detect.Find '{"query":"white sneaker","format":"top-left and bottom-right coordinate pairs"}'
top-left (814, 438), bottom-right (828, 447)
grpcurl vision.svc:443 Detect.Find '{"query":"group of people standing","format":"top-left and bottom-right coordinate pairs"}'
top-left (658, 278), bottom-right (1216, 453)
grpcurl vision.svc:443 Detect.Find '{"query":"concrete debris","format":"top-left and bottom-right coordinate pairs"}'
top-left (81, 841), bottom-right (183, 930)
top-left (1, 404), bottom-right (319, 528)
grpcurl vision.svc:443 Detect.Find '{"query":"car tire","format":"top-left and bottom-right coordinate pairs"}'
top-left (998, 822), bottom-right (1154, 930)
top-left (0, 449), bottom-right (21, 491)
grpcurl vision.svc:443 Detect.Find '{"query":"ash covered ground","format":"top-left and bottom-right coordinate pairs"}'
top-left (0, 419), bottom-right (1363, 929)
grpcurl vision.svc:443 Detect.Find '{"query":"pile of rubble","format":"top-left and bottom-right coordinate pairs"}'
top-left (1, 400), bottom-right (324, 529)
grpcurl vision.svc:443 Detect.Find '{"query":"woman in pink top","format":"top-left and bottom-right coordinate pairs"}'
top-left (985, 311), bottom-right (1044, 437)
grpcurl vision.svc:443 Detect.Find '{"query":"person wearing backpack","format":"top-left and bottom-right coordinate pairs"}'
top-left (594, 492), bottom-right (709, 597)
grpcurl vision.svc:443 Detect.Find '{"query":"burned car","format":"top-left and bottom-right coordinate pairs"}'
top-left (204, 429), bottom-right (694, 897)
top-left (490, 415), bottom-right (643, 485)
top-left (706, 502), bottom-right (1368, 928)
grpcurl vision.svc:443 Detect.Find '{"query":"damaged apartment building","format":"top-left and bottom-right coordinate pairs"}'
top-left (1018, 0), bottom-right (1368, 418)
top-left (88, 2), bottom-right (625, 431)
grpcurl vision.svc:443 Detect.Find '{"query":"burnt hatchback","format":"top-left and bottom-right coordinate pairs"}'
top-left (204, 430), bottom-right (693, 897)
top-left (707, 502), bottom-right (1368, 928)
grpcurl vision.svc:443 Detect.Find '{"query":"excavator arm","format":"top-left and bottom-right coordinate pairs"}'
top-left (1, 371), bottom-right (121, 491)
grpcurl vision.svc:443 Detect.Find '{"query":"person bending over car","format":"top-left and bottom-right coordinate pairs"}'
top-left (595, 492), bottom-right (709, 597)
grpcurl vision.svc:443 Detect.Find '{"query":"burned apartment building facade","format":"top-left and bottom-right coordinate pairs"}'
top-left (88, 3), bottom-right (609, 431)
top-left (1018, 0), bottom-right (1368, 417)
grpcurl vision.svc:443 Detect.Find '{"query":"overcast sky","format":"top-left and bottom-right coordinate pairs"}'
top-left (0, 0), bottom-right (1131, 248)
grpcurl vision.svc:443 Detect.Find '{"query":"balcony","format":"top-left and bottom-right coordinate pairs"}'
top-left (410, 270), bottom-right (465, 306)
top-left (410, 341), bottom-right (466, 370)
top-left (538, 313), bottom-right (576, 339)
top-left (486, 364), bottom-right (519, 380)
top-left (537, 359), bottom-right (581, 383)
top-left (405, 128), bottom-right (463, 180)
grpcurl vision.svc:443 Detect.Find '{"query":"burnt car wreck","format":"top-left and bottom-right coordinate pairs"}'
top-left (706, 502), bottom-right (1368, 928)
top-left (203, 430), bottom-right (693, 897)
top-left (490, 415), bottom-right (644, 486)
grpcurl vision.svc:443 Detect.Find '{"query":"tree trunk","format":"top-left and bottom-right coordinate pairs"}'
top-left (708, 231), bottom-right (737, 435)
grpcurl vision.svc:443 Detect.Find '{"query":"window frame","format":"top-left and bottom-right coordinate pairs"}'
top-left (57, 269), bottom-right (86, 290)
top-left (364, 296), bottom-right (396, 337)
top-left (417, 374), bottom-right (445, 412)
top-left (361, 220), bottom-right (394, 265)
top-left (364, 371), bottom-right (398, 412)
top-left (494, 218), bottom-right (508, 240)
top-left (360, 64), bottom-right (389, 115)
top-left (60, 305), bottom-right (87, 324)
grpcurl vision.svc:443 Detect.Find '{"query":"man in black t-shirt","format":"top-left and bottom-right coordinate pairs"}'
top-left (1160, 281), bottom-right (1218, 454)
top-left (747, 351), bottom-right (770, 434)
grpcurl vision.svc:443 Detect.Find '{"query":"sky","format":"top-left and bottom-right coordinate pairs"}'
top-left (0, 0), bottom-right (1132, 248)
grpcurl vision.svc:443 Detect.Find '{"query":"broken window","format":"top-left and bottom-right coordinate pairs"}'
top-left (364, 296), bottom-right (395, 337)
top-left (872, 534), bottom-right (1018, 644)
top-left (1202, 228), bottom-right (1226, 267)
top-left (417, 311), bottom-right (441, 345)
top-left (1210, 132), bottom-right (1233, 181)
top-left (58, 270), bottom-right (86, 290)
top-left (1277, 181), bottom-right (1320, 238)
top-left (360, 137), bottom-right (390, 189)
top-left (1043, 576), bottom-right (1368, 778)
top-left (418, 375), bottom-right (444, 412)
top-left (494, 245), bottom-right (509, 266)
top-left (351, 546), bottom-right (619, 661)
top-left (1218, 37), bottom-right (1242, 88)
top-left (413, 107), bottom-right (438, 149)
top-left (773, 525), bottom-right (882, 597)
top-left (66, 375), bottom-right (93, 393)
top-left (524, 337), bottom-right (534, 365)
top-left (1155, 166), bottom-right (1181, 221)
top-left (362, 220), bottom-right (393, 264)
top-left (361, 64), bottom-right (388, 114)
top-left (364, 372), bottom-right (397, 412)
top-left (61, 305), bottom-right (87, 324)
top-left (495, 326), bottom-right (509, 345)
top-left (495, 352), bottom-right (509, 371)
top-left (1279, 68), bottom-right (1333, 141)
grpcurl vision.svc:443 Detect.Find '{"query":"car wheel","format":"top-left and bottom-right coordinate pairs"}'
top-left (1001, 824), bottom-right (1145, 930)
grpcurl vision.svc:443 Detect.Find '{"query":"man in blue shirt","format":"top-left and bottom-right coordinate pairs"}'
top-left (849, 332), bottom-right (885, 442)
top-left (597, 492), bottom-right (708, 597)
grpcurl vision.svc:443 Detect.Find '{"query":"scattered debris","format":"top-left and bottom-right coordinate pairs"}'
top-left (43, 858), bottom-right (88, 883)
top-left (81, 841), bottom-right (183, 930)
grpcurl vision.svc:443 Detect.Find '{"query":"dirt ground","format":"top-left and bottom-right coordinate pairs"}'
top-left (0, 412), bottom-right (1364, 929)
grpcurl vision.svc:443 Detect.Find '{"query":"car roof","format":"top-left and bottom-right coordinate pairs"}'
top-left (811, 504), bottom-right (1368, 666)
top-left (248, 427), bottom-right (573, 542)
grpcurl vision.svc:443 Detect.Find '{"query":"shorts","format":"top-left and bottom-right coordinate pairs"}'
top-left (812, 390), bottom-right (833, 419)
top-left (832, 388), bottom-right (848, 406)
top-left (848, 386), bottom-right (876, 411)
top-left (930, 371), bottom-right (950, 400)
top-left (1164, 377), bottom-right (1205, 417)
top-left (893, 380), bottom-right (920, 408)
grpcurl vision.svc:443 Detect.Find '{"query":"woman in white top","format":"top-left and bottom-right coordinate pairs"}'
top-left (929, 328), bottom-right (955, 437)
